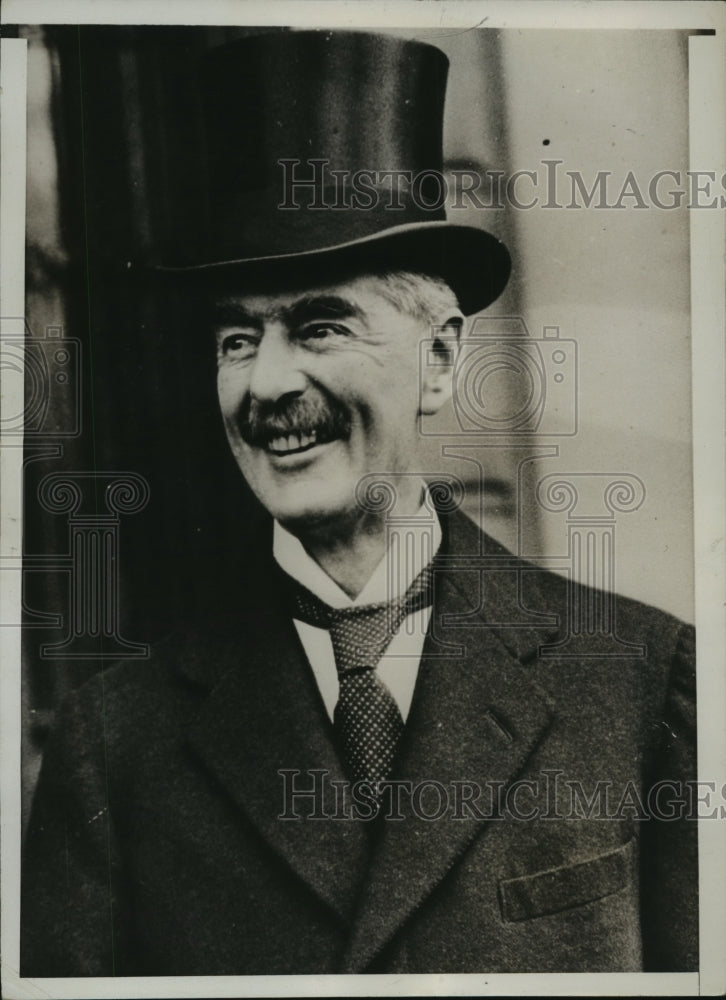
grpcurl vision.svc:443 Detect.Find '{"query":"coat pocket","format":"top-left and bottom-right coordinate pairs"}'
top-left (498, 838), bottom-right (635, 922)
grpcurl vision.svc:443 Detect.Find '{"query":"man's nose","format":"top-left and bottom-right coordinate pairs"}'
top-left (248, 327), bottom-right (307, 402)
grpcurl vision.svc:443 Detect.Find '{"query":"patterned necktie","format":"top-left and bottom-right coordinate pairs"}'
top-left (287, 565), bottom-right (434, 785)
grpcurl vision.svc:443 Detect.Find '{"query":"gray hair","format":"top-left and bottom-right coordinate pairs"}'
top-left (368, 271), bottom-right (462, 330)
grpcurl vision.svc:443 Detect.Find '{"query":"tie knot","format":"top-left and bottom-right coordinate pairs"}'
top-left (286, 565), bottom-right (434, 675)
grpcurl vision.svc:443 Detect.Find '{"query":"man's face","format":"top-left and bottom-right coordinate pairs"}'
top-left (213, 275), bottom-right (450, 532)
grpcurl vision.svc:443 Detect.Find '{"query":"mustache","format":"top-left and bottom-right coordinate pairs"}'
top-left (236, 392), bottom-right (353, 447)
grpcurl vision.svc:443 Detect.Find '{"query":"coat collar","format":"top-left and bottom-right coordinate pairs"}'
top-left (432, 506), bottom-right (563, 662)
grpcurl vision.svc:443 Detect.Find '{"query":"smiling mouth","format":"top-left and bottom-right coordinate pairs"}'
top-left (240, 394), bottom-right (352, 459)
top-left (265, 429), bottom-right (331, 457)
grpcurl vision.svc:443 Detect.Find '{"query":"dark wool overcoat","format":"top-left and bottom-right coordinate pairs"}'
top-left (21, 510), bottom-right (697, 976)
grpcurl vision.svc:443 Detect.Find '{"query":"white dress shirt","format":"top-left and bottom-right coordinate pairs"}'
top-left (273, 505), bottom-right (442, 722)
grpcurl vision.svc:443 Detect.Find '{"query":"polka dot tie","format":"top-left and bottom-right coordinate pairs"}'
top-left (287, 566), bottom-right (434, 786)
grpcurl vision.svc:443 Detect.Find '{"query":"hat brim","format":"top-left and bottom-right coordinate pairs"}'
top-left (154, 221), bottom-right (511, 316)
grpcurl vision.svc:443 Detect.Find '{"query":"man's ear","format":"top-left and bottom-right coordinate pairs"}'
top-left (419, 315), bottom-right (463, 416)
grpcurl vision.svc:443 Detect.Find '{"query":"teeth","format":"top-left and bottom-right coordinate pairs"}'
top-left (267, 430), bottom-right (321, 454)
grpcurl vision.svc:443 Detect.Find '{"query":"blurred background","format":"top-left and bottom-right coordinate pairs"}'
top-left (5, 24), bottom-right (694, 824)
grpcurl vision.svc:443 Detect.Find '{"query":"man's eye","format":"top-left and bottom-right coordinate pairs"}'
top-left (299, 323), bottom-right (349, 342)
top-left (220, 333), bottom-right (259, 356)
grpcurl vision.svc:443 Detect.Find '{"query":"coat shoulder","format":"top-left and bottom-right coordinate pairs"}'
top-left (448, 510), bottom-right (693, 654)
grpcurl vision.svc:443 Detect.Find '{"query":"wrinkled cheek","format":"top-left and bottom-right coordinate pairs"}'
top-left (217, 365), bottom-right (247, 403)
top-left (217, 409), bottom-right (251, 474)
top-left (216, 378), bottom-right (245, 435)
top-left (218, 408), bottom-right (241, 451)
top-left (216, 381), bottom-right (234, 422)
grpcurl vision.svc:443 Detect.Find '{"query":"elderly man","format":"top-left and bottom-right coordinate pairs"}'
top-left (21, 30), bottom-right (697, 977)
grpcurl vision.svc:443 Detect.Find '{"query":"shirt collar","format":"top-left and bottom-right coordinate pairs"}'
top-left (273, 494), bottom-right (442, 609)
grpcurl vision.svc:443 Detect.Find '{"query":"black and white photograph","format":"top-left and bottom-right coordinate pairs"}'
top-left (1, 1), bottom-right (724, 996)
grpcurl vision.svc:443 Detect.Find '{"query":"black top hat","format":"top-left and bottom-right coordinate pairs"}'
top-left (159, 30), bottom-right (510, 315)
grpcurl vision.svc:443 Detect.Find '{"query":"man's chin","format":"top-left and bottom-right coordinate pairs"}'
top-left (261, 486), bottom-right (363, 539)
top-left (272, 502), bottom-right (353, 536)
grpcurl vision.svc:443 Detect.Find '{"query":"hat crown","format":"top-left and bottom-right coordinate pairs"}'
top-left (201, 30), bottom-right (449, 205)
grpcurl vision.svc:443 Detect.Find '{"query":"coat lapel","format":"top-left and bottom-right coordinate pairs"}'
top-left (341, 511), bottom-right (560, 972)
top-left (183, 561), bottom-right (371, 925)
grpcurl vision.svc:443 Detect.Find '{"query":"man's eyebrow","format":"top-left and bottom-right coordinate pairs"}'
top-left (285, 295), bottom-right (365, 327)
top-left (209, 294), bottom-right (365, 332)
top-left (209, 301), bottom-right (262, 331)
